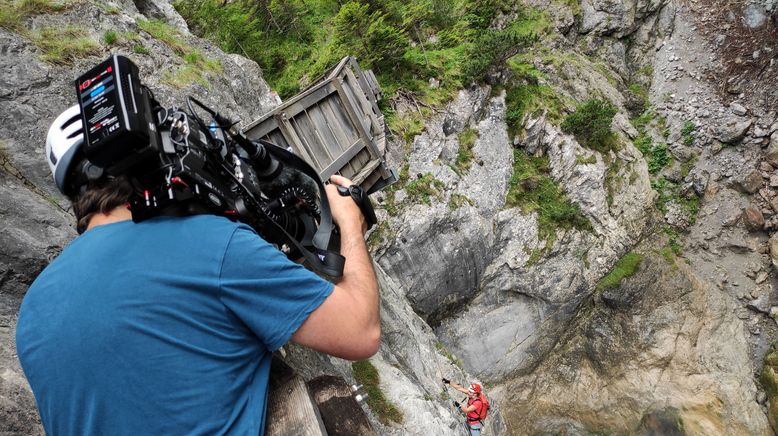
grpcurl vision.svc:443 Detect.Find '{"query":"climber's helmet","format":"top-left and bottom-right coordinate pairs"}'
top-left (45, 105), bottom-right (103, 197)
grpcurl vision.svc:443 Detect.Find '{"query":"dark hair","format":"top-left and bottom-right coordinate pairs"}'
top-left (71, 176), bottom-right (134, 234)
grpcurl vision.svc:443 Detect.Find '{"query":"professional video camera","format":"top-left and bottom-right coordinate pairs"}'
top-left (74, 55), bottom-right (376, 278)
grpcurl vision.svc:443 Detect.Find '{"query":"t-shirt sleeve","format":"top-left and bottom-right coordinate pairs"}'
top-left (218, 225), bottom-right (334, 351)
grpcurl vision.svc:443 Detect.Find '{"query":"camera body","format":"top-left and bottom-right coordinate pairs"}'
top-left (75, 55), bottom-right (345, 278)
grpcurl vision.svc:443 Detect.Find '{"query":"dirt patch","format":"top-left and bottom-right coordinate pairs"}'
top-left (682, 0), bottom-right (778, 112)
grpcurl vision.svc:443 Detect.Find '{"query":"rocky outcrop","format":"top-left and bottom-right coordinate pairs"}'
top-left (503, 253), bottom-right (769, 434)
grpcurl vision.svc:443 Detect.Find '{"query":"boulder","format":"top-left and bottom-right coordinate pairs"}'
top-left (715, 118), bottom-right (754, 144)
top-left (744, 206), bottom-right (766, 231)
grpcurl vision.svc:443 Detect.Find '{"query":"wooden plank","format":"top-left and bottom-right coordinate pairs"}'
top-left (245, 117), bottom-right (280, 141)
top-left (335, 79), bottom-right (385, 168)
top-left (308, 375), bottom-right (376, 436)
top-left (290, 111), bottom-right (333, 166)
top-left (265, 131), bottom-right (290, 150)
top-left (343, 67), bottom-right (382, 137)
top-left (304, 108), bottom-right (340, 163)
top-left (319, 98), bottom-right (356, 151)
top-left (332, 79), bottom-right (379, 167)
top-left (349, 159), bottom-right (381, 185)
top-left (266, 356), bottom-right (327, 436)
top-left (278, 84), bottom-right (338, 120)
top-left (321, 139), bottom-right (363, 179)
top-left (275, 114), bottom-right (321, 171)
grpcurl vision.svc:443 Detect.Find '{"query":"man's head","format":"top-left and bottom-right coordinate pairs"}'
top-left (468, 383), bottom-right (482, 398)
top-left (46, 105), bottom-right (133, 233)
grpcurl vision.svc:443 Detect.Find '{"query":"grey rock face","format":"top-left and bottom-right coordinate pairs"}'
top-left (512, 254), bottom-right (769, 434)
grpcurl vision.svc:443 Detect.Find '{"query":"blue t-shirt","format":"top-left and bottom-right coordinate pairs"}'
top-left (16, 215), bottom-right (334, 435)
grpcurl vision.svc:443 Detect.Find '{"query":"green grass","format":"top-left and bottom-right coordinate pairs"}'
top-left (352, 360), bottom-right (403, 425)
top-left (651, 177), bottom-right (700, 225)
top-left (506, 150), bottom-right (592, 252)
top-left (448, 192), bottom-right (474, 210)
top-left (137, 18), bottom-right (189, 54)
top-left (132, 44), bottom-right (150, 55)
top-left (137, 18), bottom-right (222, 87)
top-left (162, 52), bottom-right (223, 88)
top-left (455, 128), bottom-right (478, 173)
top-left (504, 57), bottom-right (566, 134)
top-left (1, 0), bottom-right (69, 31)
top-left (595, 252), bottom-right (643, 291)
top-left (405, 173), bottom-right (445, 205)
top-left (576, 154), bottom-right (597, 165)
top-left (103, 30), bottom-right (118, 45)
top-left (366, 221), bottom-right (395, 251)
top-left (31, 26), bottom-right (98, 64)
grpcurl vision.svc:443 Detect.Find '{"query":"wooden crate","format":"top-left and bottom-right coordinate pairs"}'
top-left (243, 57), bottom-right (397, 194)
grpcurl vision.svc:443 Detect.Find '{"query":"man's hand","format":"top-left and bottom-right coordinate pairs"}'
top-left (453, 401), bottom-right (460, 408)
top-left (442, 378), bottom-right (450, 384)
top-left (325, 174), bottom-right (367, 235)
top-left (290, 174), bottom-right (380, 360)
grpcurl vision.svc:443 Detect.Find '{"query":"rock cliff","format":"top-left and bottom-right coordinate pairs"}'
top-left (2, 0), bottom-right (778, 434)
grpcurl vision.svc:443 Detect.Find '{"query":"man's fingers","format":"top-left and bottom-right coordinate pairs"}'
top-left (329, 174), bottom-right (353, 187)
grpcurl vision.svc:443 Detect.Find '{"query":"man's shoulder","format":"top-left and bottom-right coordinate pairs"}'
top-left (145, 215), bottom-right (253, 236)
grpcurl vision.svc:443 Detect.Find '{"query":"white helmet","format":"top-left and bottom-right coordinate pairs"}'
top-left (45, 105), bottom-right (84, 195)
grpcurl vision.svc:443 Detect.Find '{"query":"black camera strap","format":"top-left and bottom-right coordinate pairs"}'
top-left (260, 140), bottom-right (345, 279)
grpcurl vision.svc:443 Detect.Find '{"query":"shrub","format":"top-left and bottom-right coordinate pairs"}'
top-left (561, 99), bottom-right (618, 152)
top-left (332, 1), bottom-right (408, 73)
top-left (461, 25), bottom-right (537, 83)
top-left (506, 150), bottom-right (592, 244)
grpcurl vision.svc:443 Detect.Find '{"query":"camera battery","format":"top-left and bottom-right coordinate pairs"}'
top-left (75, 55), bottom-right (155, 170)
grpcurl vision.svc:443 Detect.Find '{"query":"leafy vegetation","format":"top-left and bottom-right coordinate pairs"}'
top-left (506, 150), bottom-right (592, 257)
top-left (651, 176), bottom-right (700, 225)
top-left (595, 252), bottom-right (643, 291)
top-left (31, 26), bottom-right (98, 64)
top-left (405, 173), bottom-right (445, 205)
top-left (681, 120), bottom-right (696, 146)
top-left (455, 128), bottom-right (478, 173)
top-left (352, 360), bottom-right (403, 425)
top-left (0, 0), bottom-right (68, 31)
top-left (762, 344), bottom-right (778, 434)
top-left (561, 99), bottom-right (618, 153)
top-left (504, 57), bottom-right (566, 134)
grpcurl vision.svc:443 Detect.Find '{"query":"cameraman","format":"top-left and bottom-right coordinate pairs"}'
top-left (15, 107), bottom-right (380, 435)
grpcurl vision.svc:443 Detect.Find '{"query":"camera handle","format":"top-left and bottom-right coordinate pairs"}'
top-left (336, 185), bottom-right (377, 231)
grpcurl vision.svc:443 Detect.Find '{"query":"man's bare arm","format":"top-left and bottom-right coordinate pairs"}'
top-left (290, 175), bottom-right (380, 360)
